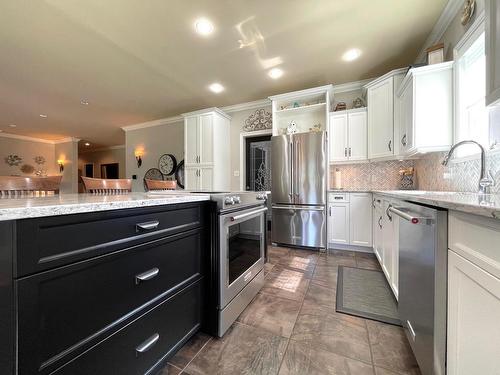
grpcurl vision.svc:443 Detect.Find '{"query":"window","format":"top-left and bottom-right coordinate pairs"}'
top-left (455, 27), bottom-right (489, 158)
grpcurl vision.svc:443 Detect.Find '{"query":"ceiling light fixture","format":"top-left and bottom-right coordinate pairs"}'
top-left (39, 114), bottom-right (48, 118)
top-left (8, 124), bottom-right (16, 128)
top-left (268, 67), bottom-right (284, 79)
top-left (84, 142), bottom-right (90, 146)
top-left (209, 82), bottom-right (224, 93)
top-left (80, 99), bottom-right (89, 105)
top-left (342, 48), bottom-right (362, 62)
top-left (195, 18), bottom-right (214, 36)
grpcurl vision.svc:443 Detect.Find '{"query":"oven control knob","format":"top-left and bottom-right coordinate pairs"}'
top-left (224, 197), bottom-right (234, 205)
top-left (232, 196), bottom-right (241, 204)
top-left (256, 193), bottom-right (267, 200)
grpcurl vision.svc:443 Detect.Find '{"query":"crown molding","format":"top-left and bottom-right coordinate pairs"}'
top-left (268, 84), bottom-right (333, 101)
top-left (332, 78), bottom-right (374, 94)
top-left (0, 132), bottom-right (57, 144)
top-left (54, 137), bottom-right (80, 144)
top-left (221, 99), bottom-right (271, 113)
top-left (415, 0), bottom-right (463, 63)
top-left (121, 115), bottom-right (184, 132)
top-left (181, 107), bottom-right (231, 120)
top-left (80, 144), bottom-right (125, 153)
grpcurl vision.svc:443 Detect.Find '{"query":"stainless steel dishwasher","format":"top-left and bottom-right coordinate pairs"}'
top-left (389, 202), bottom-right (447, 375)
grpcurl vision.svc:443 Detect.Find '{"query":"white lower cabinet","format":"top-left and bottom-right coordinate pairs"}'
top-left (372, 195), bottom-right (399, 299)
top-left (185, 167), bottom-right (213, 190)
top-left (328, 192), bottom-right (372, 249)
top-left (447, 211), bottom-right (500, 375)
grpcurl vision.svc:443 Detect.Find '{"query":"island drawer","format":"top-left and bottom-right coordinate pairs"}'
top-left (16, 229), bottom-right (203, 375)
top-left (16, 203), bottom-right (204, 276)
top-left (52, 280), bottom-right (202, 375)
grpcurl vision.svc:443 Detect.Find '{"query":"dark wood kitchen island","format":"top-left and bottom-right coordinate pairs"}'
top-left (0, 193), bottom-right (212, 375)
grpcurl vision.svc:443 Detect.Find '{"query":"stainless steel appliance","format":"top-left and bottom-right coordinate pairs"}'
top-left (389, 202), bottom-right (447, 375)
top-left (201, 191), bottom-right (267, 337)
top-left (271, 131), bottom-right (327, 248)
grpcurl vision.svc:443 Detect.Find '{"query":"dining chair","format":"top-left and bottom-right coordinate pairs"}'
top-left (144, 179), bottom-right (177, 191)
top-left (0, 175), bottom-right (63, 197)
top-left (81, 177), bottom-right (132, 194)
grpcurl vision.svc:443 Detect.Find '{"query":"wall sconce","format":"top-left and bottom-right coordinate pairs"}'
top-left (57, 159), bottom-right (65, 173)
top-left (134, 149), bottom-right (143, 168)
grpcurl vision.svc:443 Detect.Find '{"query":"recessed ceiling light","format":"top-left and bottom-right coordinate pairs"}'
top-left (194, 18), bottom-right (214, 36)
top-left (8, 124), bottom-right (16, 128)
top-left (342, 48), bottom-right (362, 62)
top-left (80, 99), bottom-right (89, 105)
top-left (84, 142), bottom-right (90, 146)
top-left (268, 67), bottom-right (284, 79)
top-left (39, 114), bottom-right (48, 118)
top-left (208, 82), bottom-right (224, 93)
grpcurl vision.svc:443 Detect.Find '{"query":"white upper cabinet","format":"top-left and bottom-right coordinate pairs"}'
top-left (183, 108), bottom-right (231, 191)
top-left (396, 62), bottom-right (453, 156)
top-left (329, 108), bottom-right (367, 163)
top-left (486, 0), bottom-right (500, 106)
top-left (365, 69), bottom-right (406, 159)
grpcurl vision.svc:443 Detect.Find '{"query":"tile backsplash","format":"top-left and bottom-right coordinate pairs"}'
top-left (330, 150), bottom-right (500, 193)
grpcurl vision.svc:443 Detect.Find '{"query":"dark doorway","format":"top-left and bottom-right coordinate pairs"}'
top-left (84, 164), bottom-right (94, 178)
top-left (100, 163), bottom-right (119, 179)
top-left (245, 135), bottom-right (271, 191)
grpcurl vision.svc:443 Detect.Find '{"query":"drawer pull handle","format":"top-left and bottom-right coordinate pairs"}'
top-left (135, 333), bottom-right (160, 356)
top-left (135, 267), bottom-right (160, 284)
top-left (136, 220), bottom-right (160, 232)
top-left (334, 197), bottom-right (342, 200)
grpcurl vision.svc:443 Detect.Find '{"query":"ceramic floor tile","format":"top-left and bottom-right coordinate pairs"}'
top-left (299, 297), bottom-right (367, 327)
top-left (304, 282), bottom-right (337, 309)
top-left (366, 321), bottom-right (421, 375)
top-left (316, 252), bottom-right (357, 268)
top-left (183, 322), bottom-right (287, 375)
top-left (374, 367), bottom-right (406, 375)
top-left (291, 307), bottom-right (372, 364)
top-left (267, 246), bottom-right (291, 264)
top-left (277, 249), bottom-right (318, 275)
top-left (261, 266), bottom-right (311, 302)
top-left (237, 292), bottom-right (302, 338)
top-left (156, 363), bottom-right (183, 375)
top-left (311, 264), bottom-right (339, 289)
top-left (279, 340), bottom-right (374, 375)
top-left (168, 332), bottom-right (211, 369)
top-left (355, 253), bottom-right (382, 271)
top-left (264, 262), bottom-right (276, 275)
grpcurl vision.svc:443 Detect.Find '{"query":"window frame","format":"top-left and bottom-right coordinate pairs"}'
top-left (451, 10), bottom-right (497, 163)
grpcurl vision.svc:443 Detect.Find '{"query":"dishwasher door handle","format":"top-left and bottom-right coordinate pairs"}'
top-left (388, 206), bottom-right (433, 225)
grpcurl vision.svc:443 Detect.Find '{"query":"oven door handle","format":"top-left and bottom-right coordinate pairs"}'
top-left (388, 206), bottom-right (433, 225)
top-left (230, 207), bottom-right (267, 222)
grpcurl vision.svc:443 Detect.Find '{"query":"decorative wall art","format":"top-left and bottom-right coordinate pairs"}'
top-left (243, 108), bottom-right (272, 132)
top-left (34, 155), bottom-right (47, 176)
top-left (20, 164), bottom-right (35, 174)
top-left (4, 154), bottom-right (23, 167)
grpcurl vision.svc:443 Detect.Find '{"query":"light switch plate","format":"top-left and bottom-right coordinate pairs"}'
top-left (233, 170), bottom-right (240, 177)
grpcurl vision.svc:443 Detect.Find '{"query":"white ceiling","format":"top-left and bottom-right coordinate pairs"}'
top-left (0, 0), bottom-right (447, 148)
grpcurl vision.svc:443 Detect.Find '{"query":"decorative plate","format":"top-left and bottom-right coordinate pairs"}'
top-left (158, 153), bottom-right (177, 176)
top-left (175, 160), bottom-right (185, 189)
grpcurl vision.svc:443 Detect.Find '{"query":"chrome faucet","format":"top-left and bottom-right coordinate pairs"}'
top-left (441, 140), bottom-right (495, 194)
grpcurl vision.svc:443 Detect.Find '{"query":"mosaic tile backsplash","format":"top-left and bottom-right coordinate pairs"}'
top-left (330, 151), bottom-right (500, 193)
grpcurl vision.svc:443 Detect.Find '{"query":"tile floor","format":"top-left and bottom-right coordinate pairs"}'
top-left (159, 247), bottom-right (421, 375)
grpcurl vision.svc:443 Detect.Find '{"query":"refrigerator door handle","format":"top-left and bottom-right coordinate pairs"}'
top-left (289, 139), bottom-right (294, 203)
top-left (273, 205), bottom-right (325, 211)
top-left (295, 140), bottom-right (300, 202)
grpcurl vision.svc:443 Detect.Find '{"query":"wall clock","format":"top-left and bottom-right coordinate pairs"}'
top-left (158, 154), bottom-right (177, 176)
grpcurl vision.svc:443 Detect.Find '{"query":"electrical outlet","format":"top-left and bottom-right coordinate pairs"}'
top-left (443, 172), bottom-right (452, 180)
top-left (233, 170), bottom-right (240, 177)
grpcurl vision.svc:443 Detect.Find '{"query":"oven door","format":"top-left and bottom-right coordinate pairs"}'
top-left (219, 205), bottom-right (267, 308)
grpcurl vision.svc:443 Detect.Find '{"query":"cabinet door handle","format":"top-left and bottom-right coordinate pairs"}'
top-left (378, 216), bottom-right (383, 229)
top-left (344, 147), bottom-right (347, 157)
top-left (135, 333), bottom-right (160, 356)
top-left (372, 198), bottom-right (376, 208)
top-left (136, 220), bottom-right (160, 232)
top-left (386, 204), bottom-right (393, 221)
top-left (135, 267), bottom-right (160, 284)
top-left (348, 147), bottom-right (351, 156)
top-left (401, 134), bottom-right (407, 146)
top-left (388, 140), bottom-right (392, 151)
top-left (329, 206), bottom-right (332, 216)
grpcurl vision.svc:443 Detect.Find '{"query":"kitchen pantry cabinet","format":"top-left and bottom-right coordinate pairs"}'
top-left (365, 68), bottom-right (406, 159)
top-left (329, 108), bottom-right (367, 162)
top-left (183, 108), bottom-right (231, 191)
top-left (396, 62), bottom-right (453, 156)
top-left (328, 192), bottom-right (372, 249)
top-left (486, 0), bottom-right (500, 106)
top-left (447, 211), bottom-right (500, 375)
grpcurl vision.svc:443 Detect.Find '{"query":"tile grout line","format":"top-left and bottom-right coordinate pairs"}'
top-left (275, 255), bottom-right (318, 374)
top-left (178, 336), bottom-right (213, 374)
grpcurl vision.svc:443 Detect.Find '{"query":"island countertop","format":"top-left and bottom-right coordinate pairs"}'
top-left (0, 192), bottom-right (211, 221)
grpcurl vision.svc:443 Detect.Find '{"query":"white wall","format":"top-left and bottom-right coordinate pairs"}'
top-left (55, 139), bottom-right (79, 193)
top-left (125, 121), bottom-right (184, 192)
top-left (0, 136), bottom-right (57, 176)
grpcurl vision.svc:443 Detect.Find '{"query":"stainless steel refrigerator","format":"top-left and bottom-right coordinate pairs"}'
top-left (271, 131), bottom-right (327, 249)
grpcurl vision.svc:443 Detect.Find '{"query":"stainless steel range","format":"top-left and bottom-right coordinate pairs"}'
top-left (199, 191), bottom-right (268, 337)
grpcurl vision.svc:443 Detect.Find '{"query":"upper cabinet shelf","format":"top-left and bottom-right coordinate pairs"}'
top-left (269, 85), bottom-right (333, 136)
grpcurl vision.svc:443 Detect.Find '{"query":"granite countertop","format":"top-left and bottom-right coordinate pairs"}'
top-left (0, 192), bottom-right (210, 221)
top-left (372, 190), bottom-right (500, 220)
